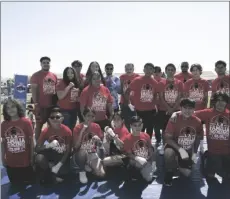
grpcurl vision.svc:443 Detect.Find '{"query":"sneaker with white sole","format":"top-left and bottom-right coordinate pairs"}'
top-left (79, 171), bottom-right (88, 184)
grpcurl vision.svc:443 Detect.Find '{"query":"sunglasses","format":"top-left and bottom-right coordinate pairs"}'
top-left (50, 116), bottom-right (61, 120)
top-left (106, 68), bottom-right (113, 71)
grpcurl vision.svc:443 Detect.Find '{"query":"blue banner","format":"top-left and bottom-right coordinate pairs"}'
top-left (14, 75), bottom-right (28, 111)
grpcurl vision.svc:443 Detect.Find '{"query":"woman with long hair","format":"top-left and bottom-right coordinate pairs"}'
top-left (84, 61), bottom-right (106, 87)
top-left (80, 71), bottom-right (113, 130)
top-left (1, 99), bottom-right (35, 185)
top-left (56, 67), bottom-right (80, 130)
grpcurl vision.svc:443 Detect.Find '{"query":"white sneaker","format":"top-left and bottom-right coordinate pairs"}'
top-left (79, 171), bottom-right (88, 184)
top-left (157, 144), bottom-right (164, 155)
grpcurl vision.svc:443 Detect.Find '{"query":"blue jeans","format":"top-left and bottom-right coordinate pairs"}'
top-left (61, 109), bottom-right (77, 131)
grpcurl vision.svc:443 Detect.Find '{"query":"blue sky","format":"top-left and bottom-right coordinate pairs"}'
top-left (1, 2), bottom-right (229, 78)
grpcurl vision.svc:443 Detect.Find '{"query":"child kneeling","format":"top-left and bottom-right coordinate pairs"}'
top-left (72, 108), bottom-right (105, 184)
top-left (122, 116), bottom-right (156, 183)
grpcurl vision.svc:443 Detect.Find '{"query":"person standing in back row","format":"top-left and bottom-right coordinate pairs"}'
top-left (30, 57), bottom-right (57, 140)
top-left (184, 64), bottom-right (209, 110)
top-left (156, 64), bottom-right (183, 147)
top-left (211, 60), bottom-right (230, 109)
top-left (119, 63), bottom-right (139, 131)
top-left (174, 62), bottom-right (193, 83)
top-left (80, 72), bottom-right (114, 130)
top-left (125, 63), bottom-right (159, 139)
top-left (104, 63), bottom-right (121, 112)
top-left (56, 67), bottom-right (80, 131)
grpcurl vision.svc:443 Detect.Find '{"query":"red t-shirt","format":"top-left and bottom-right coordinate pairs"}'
top-left (119, 73), bottom-right (140, 104)
top-left (174, 72), bottom-right (193, 83)
top-left (158, 78), bottom-right (183, 111)
top-left (211, 75), bottom-right (230, 95)
top-left (56, 80), bottom-right (79, 110)
top-left (73, 122), bottom-right (103, 153)
top-left (114, 124), bottom-right (130, 141)
top-left (80, 85), bottom-right (113, 121)
top-left (195, 108), bottom-right (230, 155)
top-left (123, 132), bottom-right (152, 160)
top-left (1, 117), bottom-right (34, 167)
top-left (38, 124), bottom-right (72, 154)
top-left (30, 70), bottom-right (57, 108)
top-left (129, 76), bottom-right (159, 111)
top-left (165, 113), bottom-right (204, 153)
top-left (184, 78), bottom-right (209, 110)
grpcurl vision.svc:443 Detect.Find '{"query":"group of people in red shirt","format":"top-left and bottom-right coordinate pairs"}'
top-left (1, 57), bottom-right (229, 188)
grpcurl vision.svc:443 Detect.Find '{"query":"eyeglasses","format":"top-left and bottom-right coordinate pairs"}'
top-left (42, 62), bottom-right (50, 64)
top-left (106, 68), bottom-right (113, 71)
top-left (73, 65), bottom-right (82, 68)
top-left (50, 116), bottom-right (61, 120)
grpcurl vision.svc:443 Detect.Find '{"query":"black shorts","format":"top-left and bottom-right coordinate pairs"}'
top-left (165, 145), bottom-right (193, 169)
top-left (109, 141), bottom-right (122, 156)
top-left (6, 166), bottom-right (35, 184)
top-left (37, 149), bottom-right (70, 175)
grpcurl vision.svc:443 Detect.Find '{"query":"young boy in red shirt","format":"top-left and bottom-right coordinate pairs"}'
top-left (123, 116), bottom-right (156, 183)
top-left (195, 92), bottom-right (230, 184)
top-left (35, 107), bottom-right (72, 185)
top-left (164, 98), bottom-right (204, 186)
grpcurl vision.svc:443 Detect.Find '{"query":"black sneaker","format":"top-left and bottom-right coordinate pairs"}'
top-left (164, 172), bottom-right (173, 186)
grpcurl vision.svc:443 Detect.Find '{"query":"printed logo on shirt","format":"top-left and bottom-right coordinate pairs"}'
top-left (164, 83), bottom-right (178, 104)
top-left (189, 82), bottom-right (204, 102)
top-left (70, 88), bottom-right (79, 102)
top-left (5, 126), bottom-right (26, 153)
top-left (178, 126), bottom-right (196, 150)
top-left (16, 83), bottom-right (26, 93)
top-left (209, 115), bottom-right (229, 140)
top-left (80, 131), bottom-right (96, 152)
top-left (140, 84), bottom-right (153, 102)
top-left (133, 139), bottom-right (149, 159)
top-left (43, 77), bottom-right (56, 95)
top-left (48, 135), bottom-right (66, 153)
top-left (92, 92), bottom-right (107, 112)
top-left (216, 80), bottom-right (229, 96)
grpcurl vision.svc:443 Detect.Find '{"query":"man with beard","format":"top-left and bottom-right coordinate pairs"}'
top-left (195, 92), bottom-right (230, 184)
top-left (30, 57), bottom-right (57, 140)
top-left (174, 62), bottom-right (193, 83)
top-left (163, 98), bottom-right (203, 186)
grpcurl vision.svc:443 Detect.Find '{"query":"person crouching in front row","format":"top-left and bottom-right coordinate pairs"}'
top-left (122, 116), bottom-right (156, 183)
top-left (102, 111), bottom-right (130, 168)
top-left (35, 107), bottom-right (72, 185)
top-left (163, 98), bottom-right (204, 186)
top-left (72, 108), bottom-right (105, 184)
